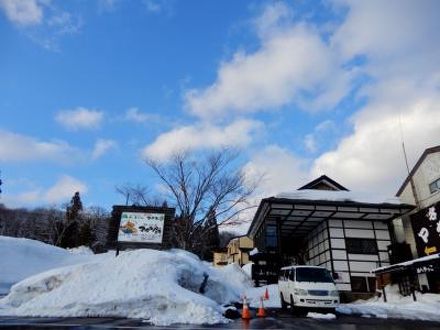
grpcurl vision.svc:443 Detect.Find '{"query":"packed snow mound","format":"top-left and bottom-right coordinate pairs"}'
top-left (241, 262), bottom-right (253, 277)
top-left (244, 284), bottom-right (280, 308)
top-left (337, 285), bottom-right (440, 322)
top-left (67, 246), bottom-right (95, 255)
top-left (0, 236), bottom-right (97, 295)
top-left (307, 312), bottom-right (336, 319)
top-left (0, 249), bottom-right (254, 325)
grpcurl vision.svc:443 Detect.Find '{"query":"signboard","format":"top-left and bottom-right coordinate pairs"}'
top-left (118, 212), bottom-right (165, 243)
top-left (411, 201), bottom-right (440, 257)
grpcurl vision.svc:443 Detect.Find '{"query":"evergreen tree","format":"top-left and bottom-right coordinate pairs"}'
top-left (61, 192), bottom-right (84, 248)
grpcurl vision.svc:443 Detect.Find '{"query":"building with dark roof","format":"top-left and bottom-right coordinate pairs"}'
top-left (247, 175), bottom-right (414, 300)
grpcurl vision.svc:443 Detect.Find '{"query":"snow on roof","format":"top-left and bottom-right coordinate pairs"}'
top-left (372, 253), bottom-right (440, 273)
top-left (275, 189), bottom-right (405, 205)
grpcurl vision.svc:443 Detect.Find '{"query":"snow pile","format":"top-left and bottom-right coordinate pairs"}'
top-left (276, 189), bottom-right (402, 205)
top-left (0, 248), bottom-right (254, 325)
top-left (0, 236), bottom-right (97, 295)
top-left (67, 246), bottom-right (95, 256)
top-left (337, 285), bottom-right (440, 321)
top-left (241, 262), bottom-right (253, 277)
top-left (244, 284), bottom-right (280, 308)
top-left (307, 312), bottom-right (336, 319)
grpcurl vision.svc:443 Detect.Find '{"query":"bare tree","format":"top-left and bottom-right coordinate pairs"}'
top-left (146, 148), bottom-right (259, 255)
top-left (115, 183), bottom-right (155, 206)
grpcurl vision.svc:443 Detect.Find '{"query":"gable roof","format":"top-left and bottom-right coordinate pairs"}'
top-left (298, 175), bottom-right (349, 191)
top-left (396, 145), bottom-right (440, 196)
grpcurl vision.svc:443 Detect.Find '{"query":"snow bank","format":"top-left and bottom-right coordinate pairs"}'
top-left (241, 262), bottom-right (253, 277)
top-left (67, 246), bottom-right (95, 256)
top-left (244, 284), bottom-right (280, 308)
top-left (337, 285), bottom-right (440, 322)
top-left (0, 236), bottom-right (98, 295)
top-left (0, 249), bottom-right (254, 326)
top-left (307, 312), bottom-right (336, 319)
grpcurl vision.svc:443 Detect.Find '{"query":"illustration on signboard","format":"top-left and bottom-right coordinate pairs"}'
top-left (118, 212), bottom-right (165, 243)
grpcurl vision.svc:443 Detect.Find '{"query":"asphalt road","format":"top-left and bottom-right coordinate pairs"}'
top-left (1, 311), bottom-right (440, 330)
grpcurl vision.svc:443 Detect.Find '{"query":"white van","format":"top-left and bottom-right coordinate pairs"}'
top-left (278, 265), bottom-right (339, 314)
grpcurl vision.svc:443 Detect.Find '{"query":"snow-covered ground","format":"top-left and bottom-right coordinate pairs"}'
top-left (244, 284), bottom-right (280, 308)
top-left (0, 236), bottom-right (104, 295)
top-left (0, 237), bottom-right (254, 326)
top-left (2, 236), bottom-right (440, 324)
top-left (245, 283), bottom-right (440, 322)
top-left (337, 285), bottom-right (440, 322)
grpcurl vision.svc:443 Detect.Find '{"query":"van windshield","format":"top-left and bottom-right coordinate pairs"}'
top-left (296, 268), bottom-right (333, 283)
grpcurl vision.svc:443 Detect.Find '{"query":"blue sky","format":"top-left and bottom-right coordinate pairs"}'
top-left (1, 0), bottom-right (440, 212)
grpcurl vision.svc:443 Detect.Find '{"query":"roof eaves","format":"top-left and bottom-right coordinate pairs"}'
top-left (396, 145), bottom-right (440, 196)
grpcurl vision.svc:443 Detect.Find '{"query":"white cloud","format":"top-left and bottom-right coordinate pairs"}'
top-left (92, 139), bottom-right (117, 160)
top-left (304, 134), bottom-right (317, 153)
top-left (142, 119), bottom-right (262, 161)
top-left (124, 107), bottom-right (160, 124)
top-left (185, 3), bottom-right (352, 119)
top-left (143, 0), bottom-right (174, 16)
top-left (98, 0), bottom-right (119, 12)
top-left (55, 107), bottom-right (104, 130)
top-left (0, 0), bottom-right (82, 51)
top-left (310, 0), bottom-right (440, 196)
top-left (3, 175), bottom-right (87, 207)
top-left (243, 145), bottom-right (309, 196)
top-left (304, 120), bottom-right (337, 153)
top-left (313, 93), bottom-right (440, 196)
top-left (44, 175), bottom-right (87, 203)
top-left (0, 0), bottom-right (44, 26)
top-left (0, 129), bottom-right (81, 163)
top-left (47, 11), bottom-right (82, 35)
top-left (332, 0), bottom-right (440, 62)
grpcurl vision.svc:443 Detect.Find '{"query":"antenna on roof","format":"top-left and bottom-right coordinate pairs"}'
top-left (399, 115), bottom-right (420, 208)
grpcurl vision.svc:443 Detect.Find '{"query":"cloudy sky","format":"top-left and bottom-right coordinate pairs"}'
top-left (1, 0), bottom-right (439, 211)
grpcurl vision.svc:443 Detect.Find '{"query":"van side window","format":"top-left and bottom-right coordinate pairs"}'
top-left (289, 269), bottom-right (295, 281)
top-left (279, 270), bottom-right (285, 281)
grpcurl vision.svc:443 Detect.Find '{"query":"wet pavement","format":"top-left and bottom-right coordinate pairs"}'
top-left (1, 310), bottom-right (440, 329)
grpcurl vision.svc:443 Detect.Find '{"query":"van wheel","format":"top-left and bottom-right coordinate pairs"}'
top-left (280, 293), bottom-right (287, 310)
top-left (290, 294), bottom-right (295, 313)
top-left (290, 295), bottom-right (306, 317)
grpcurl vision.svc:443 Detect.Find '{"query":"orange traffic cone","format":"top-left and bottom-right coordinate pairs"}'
top-left (264, 287), bottom-right (269, 300)
top-left (241, 296), bottom-right (251, 320)
top-left (256, 296), bottom-right (267, 318)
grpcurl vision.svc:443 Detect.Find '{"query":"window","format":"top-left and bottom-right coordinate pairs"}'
top-left (351, 276), bottom-right (376, 293)
top-left (429, 178), bottom-right (440, 194)
top-left (265, 225), bottom-right (278, 249)
top-left (345, 238), bottom-right (378, 254)
top-left (296, 268), bottom-right (333, 283)
top-left (289, 270), bottom-right (295, 281)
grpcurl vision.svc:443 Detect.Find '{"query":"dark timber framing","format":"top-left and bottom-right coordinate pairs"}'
top-left (247, 197), bottom-right (414, 292)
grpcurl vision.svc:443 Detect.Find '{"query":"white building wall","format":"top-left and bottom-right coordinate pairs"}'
top-left (328, 219), bottom-right (390, 292)
top-left (400, 153), bottom-right (440, 208)
top-left (398, 152), bottom-right (440, 257)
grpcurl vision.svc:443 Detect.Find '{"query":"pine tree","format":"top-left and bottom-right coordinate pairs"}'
top-left (60, 192), bottom-right (84, 248)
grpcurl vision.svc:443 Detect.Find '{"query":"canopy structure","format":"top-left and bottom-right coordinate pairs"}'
top-left (372, 253), bottom-right (440, 275)
top-left (248, 191), bottom-right (415, 240)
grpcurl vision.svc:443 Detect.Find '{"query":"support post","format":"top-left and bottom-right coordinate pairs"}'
top-left (381, 274), bottom-right (387, 302)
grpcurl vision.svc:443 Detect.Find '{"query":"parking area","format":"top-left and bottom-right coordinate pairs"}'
top-left (1, 310), bottom-right (440, 330)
